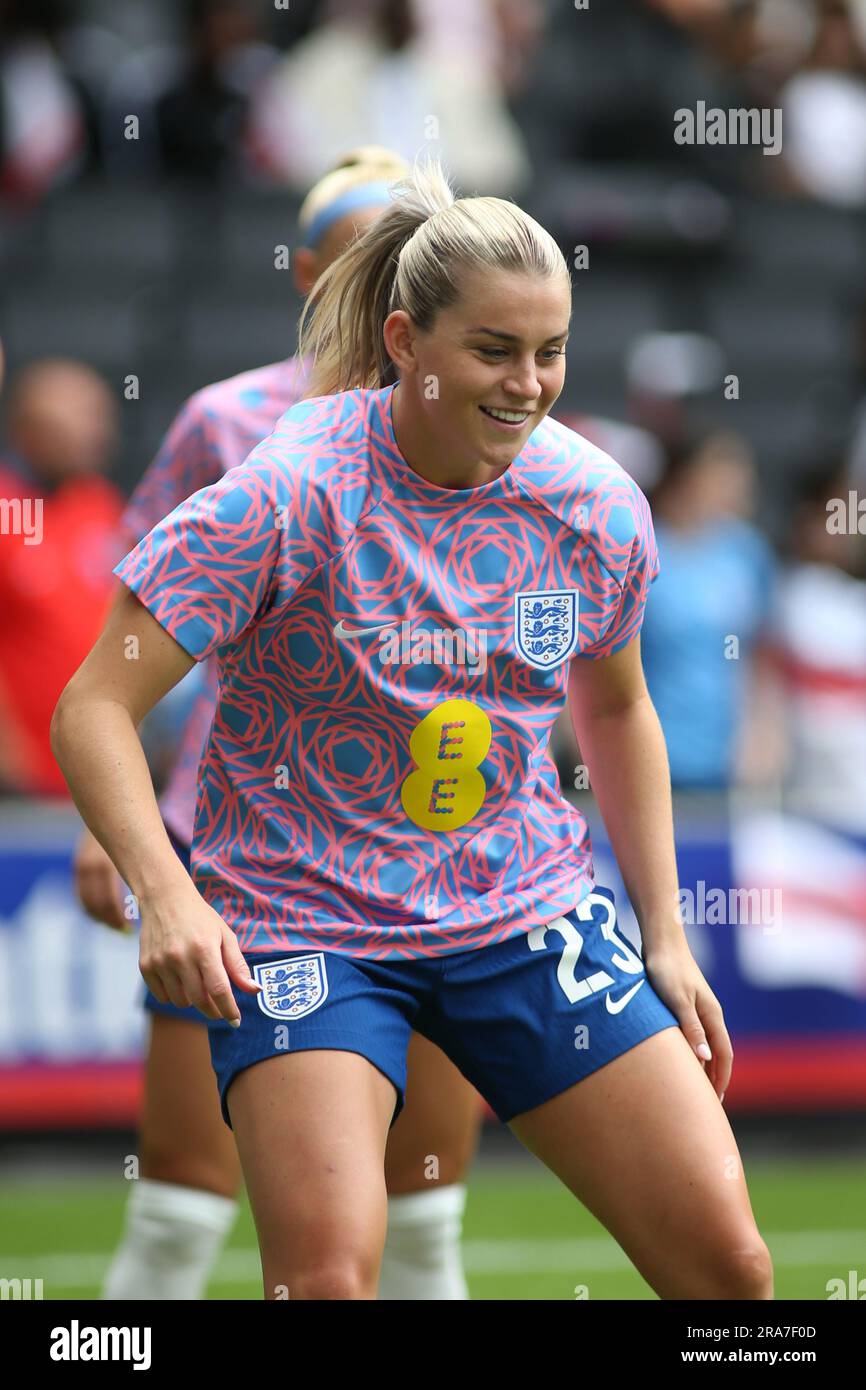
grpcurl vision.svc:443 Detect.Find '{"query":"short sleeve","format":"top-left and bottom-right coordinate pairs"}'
top-left (120, 394), bottom-right (220, 547)
top-left (580, 478), bottom-right (660, 660)
top-left (113, 455), bottom-right (285, 661)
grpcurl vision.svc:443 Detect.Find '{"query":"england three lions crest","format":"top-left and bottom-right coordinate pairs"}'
top-left (254, 954), bottom-right (329, 1021)
top-left (514, 589), bottom-right (580, 670)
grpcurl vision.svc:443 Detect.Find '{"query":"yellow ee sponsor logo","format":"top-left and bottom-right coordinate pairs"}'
top-left (401, 699), bottom-right (491, 831)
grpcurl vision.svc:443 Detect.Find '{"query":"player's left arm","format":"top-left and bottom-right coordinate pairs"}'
top-left (567, 635), bottom-right (680, 941)
top-left (568, 636), bottom-right (733, 1099)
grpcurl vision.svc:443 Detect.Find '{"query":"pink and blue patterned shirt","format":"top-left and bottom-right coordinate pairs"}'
top-left (115, 384), bottom-right (659, 960)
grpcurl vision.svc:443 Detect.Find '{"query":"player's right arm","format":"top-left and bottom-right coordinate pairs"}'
top-left (73, 392), bottom-right (220, 929)
top-left (51, 585), bottom-right (256, 1024)
top-left (73, 584), bottom-right (140, 931)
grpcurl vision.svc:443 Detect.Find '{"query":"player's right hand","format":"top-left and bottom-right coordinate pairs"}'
top-left (138, 883), bottom-right (261, 1027)
top-left (74, 827), bottom-right (129, 932)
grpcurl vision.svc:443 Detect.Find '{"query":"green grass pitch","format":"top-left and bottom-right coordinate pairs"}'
top-left (0, 1156), bottom-right (863, 1300)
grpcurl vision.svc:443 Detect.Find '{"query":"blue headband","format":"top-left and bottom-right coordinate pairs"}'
top-left (303, 180), bottom-right (396, 249)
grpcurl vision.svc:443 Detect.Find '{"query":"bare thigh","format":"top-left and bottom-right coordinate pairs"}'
top-left (227, 1049), bottom-right (397, 1300)
top-left (510, 1026), bottom-right (774, 1300)
top-left (140, 1013), bottom-right (242, 1198)
top-left (385, 1031), bottom-right (483, 1194)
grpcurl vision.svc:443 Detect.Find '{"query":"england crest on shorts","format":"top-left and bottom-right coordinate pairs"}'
top-left (514, 589), bottom-right (580, 670)
top-left (254, 954), bottom-right (329, 1021)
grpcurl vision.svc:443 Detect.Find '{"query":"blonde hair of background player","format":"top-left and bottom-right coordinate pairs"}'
top-left (297, 144), bottom-right (409, 234)
top-left (293, 145), bottom-right (410, 296)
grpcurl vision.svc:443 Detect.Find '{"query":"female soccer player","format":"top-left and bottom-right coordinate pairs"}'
top-left (76, 149), bottom-right (481, 1301)
top-left (53, 160), bottom-right (773, 1300)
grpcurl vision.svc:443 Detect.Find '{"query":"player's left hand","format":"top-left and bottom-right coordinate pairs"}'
top-left (74, 826), bottom-right (130, 933)
top-left (641, 939), bottom-right (733, 1102)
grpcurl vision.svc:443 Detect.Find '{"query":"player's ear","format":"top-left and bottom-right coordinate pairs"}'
top-left (293, 247), bottom-right (320, 296)
top-left (383, 310), bottom-right (417, 375)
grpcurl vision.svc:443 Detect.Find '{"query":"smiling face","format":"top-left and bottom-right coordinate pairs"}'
top-left (385, 266), bottom-right (572, 488)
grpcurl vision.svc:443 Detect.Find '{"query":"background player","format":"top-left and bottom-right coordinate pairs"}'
top-left (55, 159), bottom-right (772, 1301)
top-left (75, 148), bottom-right (482, 1301)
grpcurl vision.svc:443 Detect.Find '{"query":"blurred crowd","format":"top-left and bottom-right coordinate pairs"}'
top-left (0, 353), bottom-right (202, 797)
top-left (553, 393), bottom-right (866, 841)
top-left (2, 0), bottom-right (866, 206)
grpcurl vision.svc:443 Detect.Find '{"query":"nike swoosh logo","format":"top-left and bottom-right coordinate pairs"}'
top-left (333, 619), bottom-right (399, 640)
top-left (605, 979), bottom-right (645, 1014)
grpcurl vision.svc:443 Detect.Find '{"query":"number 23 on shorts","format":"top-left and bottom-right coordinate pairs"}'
top-left (527, 891), bottom-right (645, 1006)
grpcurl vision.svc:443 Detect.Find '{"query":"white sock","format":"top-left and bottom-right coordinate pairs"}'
top-left (378, 1183), bottom-right (470, 1300)
top-left (101, 1178), bottom-right (238, 1301)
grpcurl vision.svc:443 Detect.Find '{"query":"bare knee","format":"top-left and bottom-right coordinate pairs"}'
top-left (267, 1257), bottom-right (378, 1301)
top-left (141, 1145), bottom-right (241, 1200)
top-left (709, 1238), bottom-right (774, 1300)
top-left (385, 1151), bottom-right (470, 1193)
top-left (384, 1114), bottom-right (480, 1193)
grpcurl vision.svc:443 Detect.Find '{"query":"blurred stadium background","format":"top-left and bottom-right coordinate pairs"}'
top-left (1, 0), bottom-right (865, 1299)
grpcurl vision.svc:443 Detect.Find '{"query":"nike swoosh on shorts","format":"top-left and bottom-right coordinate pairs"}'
top-left (605, 979), bottom-right (645, 1014)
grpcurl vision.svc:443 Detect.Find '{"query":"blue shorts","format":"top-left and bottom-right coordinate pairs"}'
top-left (207, 887), bottom-right (679, 1130)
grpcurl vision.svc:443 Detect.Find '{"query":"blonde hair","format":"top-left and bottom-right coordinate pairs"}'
top-left (297, 158), bottom-right (571, 398)
top-left (297, 146), bottom-right (410, 245)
